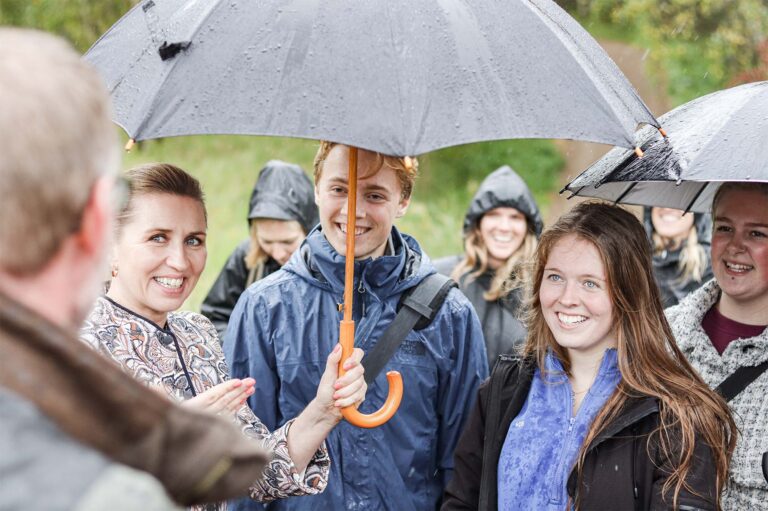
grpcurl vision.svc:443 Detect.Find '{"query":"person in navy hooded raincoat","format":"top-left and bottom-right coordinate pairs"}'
top-left (225, 142), bottom-right (489, 511)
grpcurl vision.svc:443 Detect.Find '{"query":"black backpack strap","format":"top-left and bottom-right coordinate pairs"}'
top-left (362, 273), bottom-right (456, 384)
top-left (715, 359), bottom-right (768, 402)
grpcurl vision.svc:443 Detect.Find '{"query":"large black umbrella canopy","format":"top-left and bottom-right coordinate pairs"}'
top-left (85, 0), bottom-right (658, 156)
top-left (564, 81), bottom-right (768, 212)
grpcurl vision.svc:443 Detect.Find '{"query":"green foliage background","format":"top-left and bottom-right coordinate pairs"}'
top-left (571, 0), bottom-right (768, 104)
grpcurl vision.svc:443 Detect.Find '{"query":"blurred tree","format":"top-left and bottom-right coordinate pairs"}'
top-left (559, 0), bottom-right (768, 103)
top-left (0, 0), bottom-right (135, 52)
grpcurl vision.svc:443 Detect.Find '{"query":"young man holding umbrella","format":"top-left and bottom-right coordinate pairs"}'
top-left (225, 142), bottom-right (489, 511)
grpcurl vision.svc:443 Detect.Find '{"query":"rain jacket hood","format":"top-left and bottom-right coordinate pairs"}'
top-left (225, 226), bottom-right (489, 511)
top-left (247, 160), bottom-right (318, 233)
top-left (463, 165), bottom-right (543, 237)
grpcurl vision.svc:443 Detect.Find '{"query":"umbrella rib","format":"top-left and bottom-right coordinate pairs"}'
top-left (566, 186), bottom-right (585, 200)
top-left (612, 182), bottom-right (637, 205)
top-left (683, 182), bottom-right (710, 214)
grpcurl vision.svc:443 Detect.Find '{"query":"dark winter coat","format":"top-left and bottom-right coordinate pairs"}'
top-left (442, 356), bottom-right (720, 511)
top-left (436, 166), bottom-right (542, 368)
top-left (201, 240), bottom-right (280, 340)
top-left (644, 208), bottom-right (713, 308)
top-left (435, 255), bottom-right (526, 369)
top-left (201, 161), bottom-right (317, 339)
top-left (225, 227), bottom-right (489, 511)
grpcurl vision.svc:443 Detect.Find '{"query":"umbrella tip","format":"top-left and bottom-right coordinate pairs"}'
top-left (125, 138), bottom-right (136, 152)
top-left (658, 127), bottom-right (668, 138)
top-left (404, 156), bottom-right (414, 172)
top-left (634, 146), bottom-right (644, 158)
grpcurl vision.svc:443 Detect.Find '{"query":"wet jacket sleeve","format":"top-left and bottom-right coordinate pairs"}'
top-left (191, 311), bottom-right (329, 502)
top-left (649, 431), bottom-right (719, 511)
top-left (436, 292), bottom-right (490, 492)
top-left (224, 289), bottom-right (281, 431)
top-left (441, 380), bottom-right (490, 511)
top-left (201, 240), bottom-right (250, 341)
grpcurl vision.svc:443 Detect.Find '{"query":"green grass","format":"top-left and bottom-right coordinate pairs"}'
top-left (121, 134), bottom-right (563, 312)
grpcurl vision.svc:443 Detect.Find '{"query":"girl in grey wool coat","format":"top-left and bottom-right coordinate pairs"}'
top-left (666, 182), bottom-right (768, 510)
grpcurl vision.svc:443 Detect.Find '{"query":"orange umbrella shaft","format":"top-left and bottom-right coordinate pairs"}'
top-left (338, 146), bottom-right (403, 428)
top-left (342, 147), bottom-right (358, 322)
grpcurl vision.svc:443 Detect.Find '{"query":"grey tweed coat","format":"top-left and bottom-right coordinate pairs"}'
top-left (666, 279), bottom-right (768, 510)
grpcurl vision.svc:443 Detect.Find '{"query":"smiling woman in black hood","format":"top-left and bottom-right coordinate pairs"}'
top-left (201, 161), bottom-right (318, 340)
top-left (435, 166), bottom-right (543, 368)
top-left (645, 207), bottom-right (712, 307)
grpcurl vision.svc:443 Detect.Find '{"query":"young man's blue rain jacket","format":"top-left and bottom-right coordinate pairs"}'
top-left (225, 226), bottom-right (489, 511)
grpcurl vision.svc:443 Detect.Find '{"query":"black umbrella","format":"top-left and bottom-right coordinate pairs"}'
top-left (564, 81), bottom-right (768, 212)
top-left (86, 0), bottom-right (658, 154)
top-left (86, 0), bottom-right (660, 428)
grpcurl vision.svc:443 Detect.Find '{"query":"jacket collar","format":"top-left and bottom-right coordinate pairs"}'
top-left (670, 278), bottom-right (768, 366)
top-left (671, 279), bottom-right (722, 353)
top-left (286, 225), bottom-right (428, 298)
top-left (589, 395), bottom-right (659, 451)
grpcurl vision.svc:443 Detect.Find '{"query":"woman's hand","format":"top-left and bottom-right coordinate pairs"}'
top-left (182, 378), bottom-right (256, 417)
top-left (315, 343), bottom-right (367, 424)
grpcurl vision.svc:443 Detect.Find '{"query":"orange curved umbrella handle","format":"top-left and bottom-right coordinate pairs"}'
top-left (338, 320), bottom-right (403, 428)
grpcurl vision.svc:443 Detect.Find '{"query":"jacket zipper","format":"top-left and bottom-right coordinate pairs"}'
top-left (358, 278), bottom-right (366, 318)
top-left (550, 388), bottom-right (577, 505)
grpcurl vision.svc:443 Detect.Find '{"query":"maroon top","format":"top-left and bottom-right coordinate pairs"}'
top-left (702, 305), bottom-right (767, 355)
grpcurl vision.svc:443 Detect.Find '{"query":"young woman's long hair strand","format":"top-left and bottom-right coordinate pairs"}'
top-left (523, 202), bottom-right (736, 510)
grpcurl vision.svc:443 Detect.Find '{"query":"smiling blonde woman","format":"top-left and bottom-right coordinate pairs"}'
top-left (435, 166), bottom-right (543, 368)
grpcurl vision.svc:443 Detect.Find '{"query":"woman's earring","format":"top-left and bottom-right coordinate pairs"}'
top-left (111, 267), bottom-right (118, 278)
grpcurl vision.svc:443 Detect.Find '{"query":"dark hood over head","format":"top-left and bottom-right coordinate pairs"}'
top-left (248, 160), bottom-right (319, 233)
top-left (643, 207), bottom-right (712, 246)
top-left (463, 165), bottom-right (543, 237)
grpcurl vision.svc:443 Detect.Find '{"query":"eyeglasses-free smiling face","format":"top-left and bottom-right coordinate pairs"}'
top-left (539, 234), bottom-right (616, 357)
top-left (651, 207), bottom-right (695, 242)
top-left (108, 193), bottom-right (207, 325)
top-left (711, 188), bottom-right (768, 313)
top-left (314, 145), bottom-right (410, 260)
top-left (479, 207), bottom-right (528, 269)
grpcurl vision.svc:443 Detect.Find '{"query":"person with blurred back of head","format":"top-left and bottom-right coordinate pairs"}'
top-left (0, 28), bottom-right (273, 511)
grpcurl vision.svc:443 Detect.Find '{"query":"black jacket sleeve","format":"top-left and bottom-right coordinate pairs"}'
top-left (649, 432), bottom-right (719, 511)
top-left (442, 380), bottom-right (489, 511)
top-left (200, 240), bottom-right (251, 342)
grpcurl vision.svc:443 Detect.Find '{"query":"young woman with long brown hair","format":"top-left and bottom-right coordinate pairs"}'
top-left (443, 201), bottom-right (736, 511)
